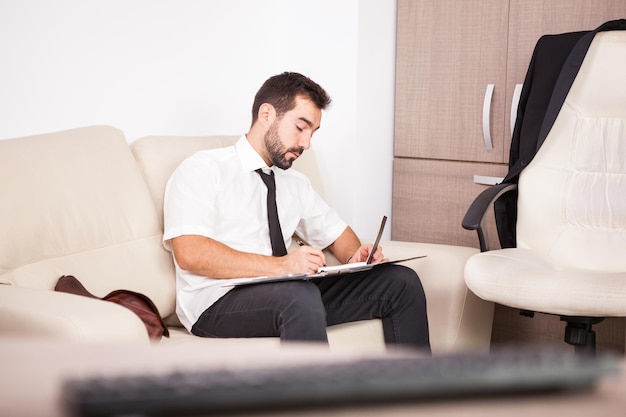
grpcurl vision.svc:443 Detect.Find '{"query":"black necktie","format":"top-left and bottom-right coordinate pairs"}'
top-left (256, 169), bottom-right (288, 257)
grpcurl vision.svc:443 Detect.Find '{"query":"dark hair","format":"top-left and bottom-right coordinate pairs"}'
top-left (251, 72), bottom-right (331, 126)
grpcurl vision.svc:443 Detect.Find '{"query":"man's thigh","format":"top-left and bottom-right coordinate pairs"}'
top-left (191, 280), bottom-right (326, 339)
top-left (313, 265), bottom-right (422, 326)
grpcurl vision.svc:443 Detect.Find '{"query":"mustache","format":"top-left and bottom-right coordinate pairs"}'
top-left (287, 147), bottom-right (304, 157)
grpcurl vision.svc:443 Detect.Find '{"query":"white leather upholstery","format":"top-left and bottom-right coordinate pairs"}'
top-left (465, 31), bottom-right (626, 317)
top-left (0, 126), bottom-right (176, 315)
top-left (0, 125), bottom-right (491, 353)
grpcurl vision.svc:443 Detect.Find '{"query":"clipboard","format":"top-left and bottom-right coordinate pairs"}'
top-left (223, 255), bottom-right (426, 287)
top-left (223, 215), bottom-right (425, 287)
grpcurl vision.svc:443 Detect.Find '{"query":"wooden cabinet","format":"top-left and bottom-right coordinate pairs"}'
top-left (395, 0), bottom-right (509, 164)
top-left (393, 0), bottom-right (626, 248)
top-left (393, 158), bottom-right (507, 248)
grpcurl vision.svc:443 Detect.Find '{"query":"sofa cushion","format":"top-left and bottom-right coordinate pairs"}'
top-left (130, 135), bottom-right (239, 226)
top-left (0, 126), bottom-right (175, 315)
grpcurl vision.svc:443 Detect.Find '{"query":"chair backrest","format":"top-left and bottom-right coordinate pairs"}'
top-left (517, 30), bottom-right (626, 272)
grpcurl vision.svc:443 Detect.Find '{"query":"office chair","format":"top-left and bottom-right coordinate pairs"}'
top-left (462, 22), bottom-right (626, 356)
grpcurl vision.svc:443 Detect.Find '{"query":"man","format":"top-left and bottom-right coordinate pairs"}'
top-left (163, 72), bottom-right (430, 352)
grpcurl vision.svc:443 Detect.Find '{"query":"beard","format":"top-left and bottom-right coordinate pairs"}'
top-left (264, 121), bottom-right (304, 170)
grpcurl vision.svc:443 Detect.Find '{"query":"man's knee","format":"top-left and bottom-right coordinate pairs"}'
top-left (277, 282), bottom-right (326, 319)
top-left (275, 282), bottom-right (327, 341)
top-left (389, 265), bottom-right (423, 288)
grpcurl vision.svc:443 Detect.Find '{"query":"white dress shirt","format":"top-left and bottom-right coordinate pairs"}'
top-left (163, 135), bottom-right (347, 331)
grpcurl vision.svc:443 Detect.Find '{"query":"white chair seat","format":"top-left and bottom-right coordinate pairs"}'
top-left (465, 248), bottom-right (626, 317)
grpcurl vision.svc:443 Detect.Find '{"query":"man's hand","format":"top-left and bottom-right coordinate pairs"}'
top-left (286, 245), bottom-right (326, 275)
top-left (348, 244), bottom-right (386, 264)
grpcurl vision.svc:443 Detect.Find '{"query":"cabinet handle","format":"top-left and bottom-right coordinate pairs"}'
top-left (510, 83), bottom-right (523, 138)
top-left (482, 84), bottom-right (494, 151)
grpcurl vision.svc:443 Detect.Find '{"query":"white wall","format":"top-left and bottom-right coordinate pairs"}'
top-left (0, 0), bottom-right (396, 240)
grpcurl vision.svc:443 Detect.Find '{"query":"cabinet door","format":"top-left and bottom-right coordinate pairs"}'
top-left (392, 158), bottom-right (508, 248)
top-left (503, 0), bottom-right (626, 154)
top-left (395, 0), bottom-right (510, 163)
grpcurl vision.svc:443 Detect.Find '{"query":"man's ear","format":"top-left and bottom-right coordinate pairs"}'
top-left (257, 103), bottom-right (276, 126)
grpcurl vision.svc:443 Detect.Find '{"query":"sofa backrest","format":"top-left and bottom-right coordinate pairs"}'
top-left (130, 134), bottom-right (327, 228)
top-left (130, 134), bottom-right (338, 267)
top-left (0, 126), bottom-right (176, 315)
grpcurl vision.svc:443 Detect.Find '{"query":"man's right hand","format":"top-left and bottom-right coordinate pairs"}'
top-left (286, 245), bottom-right (326, 275)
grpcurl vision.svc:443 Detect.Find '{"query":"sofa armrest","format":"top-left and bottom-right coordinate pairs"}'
top-left (0, 285), bottom-right (150, 344)
top-left (379, 241), bottom-right (493, 353)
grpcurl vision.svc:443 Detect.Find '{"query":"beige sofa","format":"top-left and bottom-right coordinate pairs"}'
top-left (0, 125), bottom-right (492, 353)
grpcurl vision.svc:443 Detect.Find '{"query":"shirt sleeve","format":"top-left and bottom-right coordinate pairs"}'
top-left (294, 177), bottom-right (348, 249)
top-left (163, 156), bottom-right (218, 250)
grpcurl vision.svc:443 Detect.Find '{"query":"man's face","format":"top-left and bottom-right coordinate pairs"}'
top-left (264, 95), bottom-right (321, 169)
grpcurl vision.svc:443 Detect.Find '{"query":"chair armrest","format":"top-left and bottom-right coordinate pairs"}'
top-left (462, 183), bottom-right (517, 252)
top-left (0, 285), bottom-right (150, 344)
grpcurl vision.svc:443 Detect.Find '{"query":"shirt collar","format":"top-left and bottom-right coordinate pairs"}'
top-left (236, 134), bottom-right (275, 175)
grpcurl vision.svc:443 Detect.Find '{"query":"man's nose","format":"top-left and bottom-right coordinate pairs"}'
top-left (298, 133), bottom-right (312, 150)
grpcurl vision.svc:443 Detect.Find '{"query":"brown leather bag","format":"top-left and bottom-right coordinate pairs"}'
top-left (54, 275), bottom-right (169, 342)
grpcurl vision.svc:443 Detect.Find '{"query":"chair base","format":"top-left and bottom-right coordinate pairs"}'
top-left (518, 310), bottom-right (604, 356)
top-left (561, 316), bottom-right (604, 356)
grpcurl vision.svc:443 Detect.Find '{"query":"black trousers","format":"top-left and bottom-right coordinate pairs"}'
top-left (191, 264), bottom-right (430, 353)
